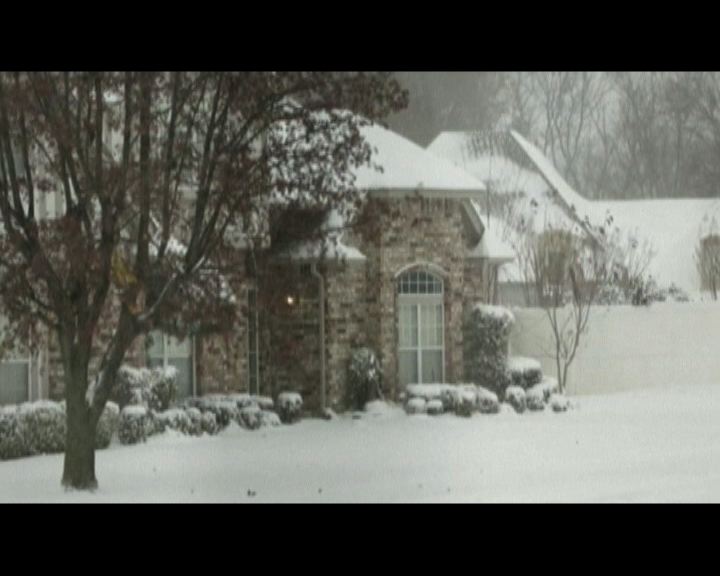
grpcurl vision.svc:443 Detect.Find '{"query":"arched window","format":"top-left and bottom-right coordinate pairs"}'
top-left (397, 269), bottom-right (445, 386)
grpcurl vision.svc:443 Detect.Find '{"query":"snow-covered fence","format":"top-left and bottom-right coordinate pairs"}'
top-left (509, 302), bottom-right (720, 395)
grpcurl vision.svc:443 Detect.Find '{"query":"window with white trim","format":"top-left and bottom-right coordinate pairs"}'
top-left (397, 270), bottom-right (445, 386)
top-left (147, 331), bottom-right (195, 399)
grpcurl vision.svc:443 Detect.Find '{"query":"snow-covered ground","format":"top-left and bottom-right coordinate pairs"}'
top-left (3, 383), bottom-right (720, 503)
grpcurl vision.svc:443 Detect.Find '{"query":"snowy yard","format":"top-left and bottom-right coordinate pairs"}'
top-left (3, 383), bottom-right (720, 503)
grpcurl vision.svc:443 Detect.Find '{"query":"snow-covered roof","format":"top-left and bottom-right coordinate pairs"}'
top-left (355, 124), bottom-right (486, 194)
top-left (429, 129), bottom-right (720, 292)
top-left (509, 131), bottom-right (605, 231)
top-left (427, 131), bottom-right (548, 198)
top-left (594, 198), bottom-right (720, 293)
top-left (467, 200), bottom-right (515, 262)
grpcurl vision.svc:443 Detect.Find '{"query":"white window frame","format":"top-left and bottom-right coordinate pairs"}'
top-left (397, 271), bottom-right (445, 385)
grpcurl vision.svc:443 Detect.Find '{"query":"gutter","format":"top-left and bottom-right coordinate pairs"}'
top-left (311, 263), bottom-right (326, 413)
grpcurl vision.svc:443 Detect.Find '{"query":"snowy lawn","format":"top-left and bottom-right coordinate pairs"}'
top-left (3, 383), bottom-right (720, 502)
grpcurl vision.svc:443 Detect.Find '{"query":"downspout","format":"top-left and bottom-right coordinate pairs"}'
top-left (311, 263), bottom-right (326, 413)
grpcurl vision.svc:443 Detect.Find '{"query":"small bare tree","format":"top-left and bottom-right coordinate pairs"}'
top-left (526, 227), bottom-right (609, 393)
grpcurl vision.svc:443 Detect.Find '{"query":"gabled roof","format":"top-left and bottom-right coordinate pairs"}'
top-left (355, 124), bottom-right (486, 194)
top-left (427, 131), bottom-right (548, 198)
top-left (509, 131), bottom-right (605, 231)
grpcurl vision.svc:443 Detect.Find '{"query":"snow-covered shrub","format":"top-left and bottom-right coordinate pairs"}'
top-left (505, 386), bottom-right (526, 414)
top-left (200, 411), bottom-right (219, 435)
top-left (550, 394), bottom-right (570, 413)
top-left (155, 408), bottom-right (193, 435)
top-left (405, 397), bottom-right (427, 415)
top-left (147, 366), bottom-right (177, 412)
top-left (454, 389), bottom-right (477, 417)
top-left (525, 387), bottom-right (545, 411)
top-left (277, 392), bottom-right (303, 424)
top-left (439, 386), bottom-right (460, 412)
top-left (259, 410), bottom-right (281, 428)
top-left (507, 356), bottom-right (543, 390)
top-left (463, 304), bottom-right (514, 397)
top-left (254, 396), bottom-right (274, 411)
top-left (239, 405), bottom-right (262, 430)
top-left (185, 407), bottom-right (203, 436)
top-left (112, 365), bottom-right (152, 409)
top-left (0, 406), bottom-right (30, 460)
top-left (476, 386), bottom-right (500, 414)
top-left (533, 377), bottom-right (559, 402)
top-left (238, 405), bottom-right (280, 430)
top-left (96, 402), bottom-right (120, 449)
top-left (426, 399), bottom-right (444, 415)
top-left (19, 401), bottom-right (66, 454)
top-left (347, 347), bottom-right (382, 410)
top-left (118, 405), bottom-right (153, 445)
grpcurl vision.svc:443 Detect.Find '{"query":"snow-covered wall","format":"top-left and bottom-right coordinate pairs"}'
top-left (510, 303), bottom-right (720, 395)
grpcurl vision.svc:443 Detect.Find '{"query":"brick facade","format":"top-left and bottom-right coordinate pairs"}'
top-left (27, 195), bottom-right (497, 414)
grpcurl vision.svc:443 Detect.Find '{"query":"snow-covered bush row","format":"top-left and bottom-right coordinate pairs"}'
top-left (504, 386), bottom-right (526, 414)
top-left (277, 392), bottom-right (303, 424)
top-left (506, 356), bottom-right (543, 390)
top-left (0, 400), bottom-right (120, 459)
top-left (112, 365), bottom-right (178, 411)
top-left (186, 396), bottom-right (239, 428)
top-left (347, 347), bottom-right (382, 410)
top-left (185, 394), bottom-right (286, 431)
top-left (463, 304), bottom-right (514, 397)
top-left (406, 384), bottom-right (500, 416)
top-left (153, 408), bottom-right (196, 436)
top-left (238, 405), bottom-right (281, 430)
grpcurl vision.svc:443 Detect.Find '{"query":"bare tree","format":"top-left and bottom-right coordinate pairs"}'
top-left (0, 71), bottom-right (406, 489)
top-left (524, 226), bottom-right (609, 393)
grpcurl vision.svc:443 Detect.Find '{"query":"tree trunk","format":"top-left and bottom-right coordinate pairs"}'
top-left (62, 398), bottom-right (98, 490)
top-left (61, 352), bottom-right (98, 490)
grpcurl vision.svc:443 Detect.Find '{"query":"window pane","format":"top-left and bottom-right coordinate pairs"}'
top-left (399, 350), bottom-right (419, 386)
top-left (399, 305), bottom-right (418, 348)
top-left (168, 357), bottom-right (193, 399)
top-left (147, 331), bottom-right (164, 359)
top-left (0, 362), bottom-right (28, 404)
top-left (420, 304), bottom-right (442, 347)
top-left (421, 350), bottom-right (443, 384)
top-left (166, 336), bottom-right (191, 358)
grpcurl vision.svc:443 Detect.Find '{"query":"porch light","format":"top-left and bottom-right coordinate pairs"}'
top-left (286, 295), bottom-right (295, 306)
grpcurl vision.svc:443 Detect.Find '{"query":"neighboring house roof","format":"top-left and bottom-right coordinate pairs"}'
top-left (429, 128), bottom-right (720, 294)
top-left (427, 130), bottom-right (583, 236)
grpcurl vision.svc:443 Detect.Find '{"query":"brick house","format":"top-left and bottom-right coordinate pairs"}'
top-left (0, 124), bottom-right (515, 411)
